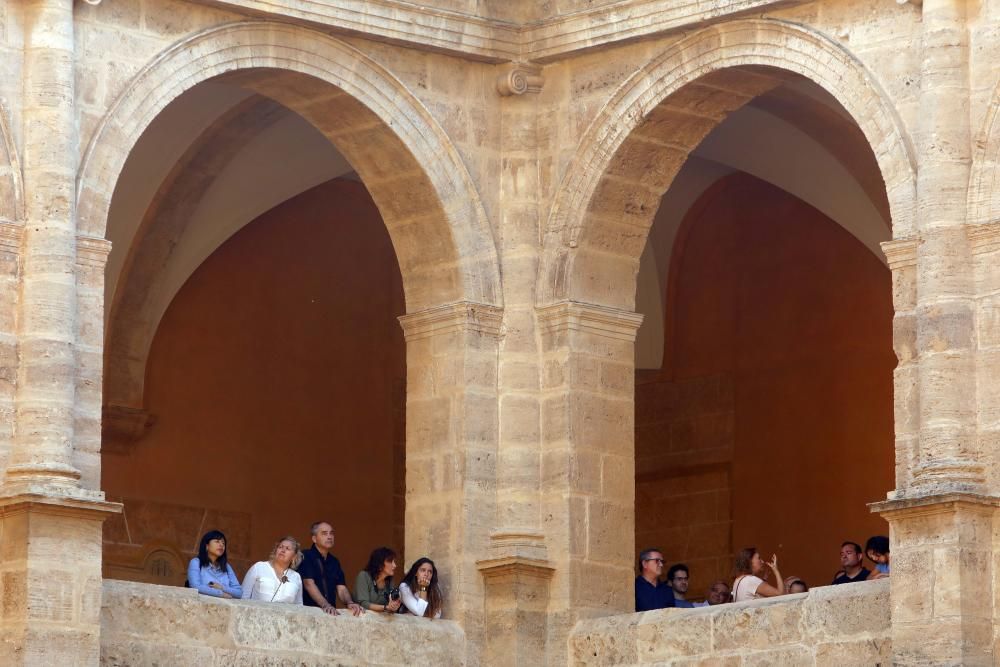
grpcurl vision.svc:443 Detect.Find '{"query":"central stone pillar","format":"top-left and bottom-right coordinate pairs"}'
top-left (0, 1), bottom-right (121, 664)
top-left (873, 0), bottom-right (994, 663)
top-left (537, 301), bottom-right (642, 666)
top-left (399, 301), bottom-right (502, 667)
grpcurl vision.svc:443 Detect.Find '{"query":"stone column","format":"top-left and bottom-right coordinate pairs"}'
top-left (873, 0), bottom-right (993, 663)
top-left (8, 0), bottom-right (81, 493)
top-left (0, 1), bottom-right (121, 664)
top-left (399, 302), bottom-right (502, 667)
top-left (537, 301), bottom-right (642, 667)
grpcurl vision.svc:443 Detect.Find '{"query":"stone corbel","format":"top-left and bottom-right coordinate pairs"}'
top-left (496, 64), bottom-right (544, 97)
top-left (102, 404), bottom-right (155, 456)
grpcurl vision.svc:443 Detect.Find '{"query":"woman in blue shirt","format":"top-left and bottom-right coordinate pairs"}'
top-left (188, 530), bottom-right (242, 598)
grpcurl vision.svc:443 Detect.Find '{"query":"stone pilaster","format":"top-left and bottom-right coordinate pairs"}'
top-left (537, 300), bottom-right (643, 666)
top-left (882, 238), bottom-right (920, 494)
top-left (0, 222), bottom-right (22, 480)
top-left (399, 301), bottom-right (502, 667)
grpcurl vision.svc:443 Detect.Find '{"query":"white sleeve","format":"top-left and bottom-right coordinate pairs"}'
top-left (294, 573), bottom-right (303, 605)
top-left (399, 583), bottom-right (428, 617)
top-left (745, 575), bottom-right (763, 597)
top-left (241, 563), bottom-right (259, 600)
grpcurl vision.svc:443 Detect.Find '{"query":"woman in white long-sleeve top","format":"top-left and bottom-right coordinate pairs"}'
top-left (241, 536), bottom-right (303, 604)
top-left (398, 557), bottom-right (443, 619)
top-left (188, 530), bottom-right (242, 599)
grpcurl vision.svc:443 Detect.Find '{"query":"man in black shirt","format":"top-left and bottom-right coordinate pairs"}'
top-left (635, 548), bottom-right (675, 611)
top-left (299, 521), bottom-right (363, 615)
top-left (831, 541), bottom-right (871, 585)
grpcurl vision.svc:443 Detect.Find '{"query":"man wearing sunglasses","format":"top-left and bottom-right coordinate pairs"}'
top-left (635, 548), bottom-right (675, 611)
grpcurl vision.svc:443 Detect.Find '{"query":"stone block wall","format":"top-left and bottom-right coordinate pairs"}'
top-left (569, 579), bottom-right (890, 666)
top-left (101, 579), bottom-right (466, 666)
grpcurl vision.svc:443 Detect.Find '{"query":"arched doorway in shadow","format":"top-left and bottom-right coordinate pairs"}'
top-left (82, 24), bottom-right (502, 611)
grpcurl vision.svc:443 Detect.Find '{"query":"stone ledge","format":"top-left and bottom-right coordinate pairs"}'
top-left (102, 579), bottom-right (466, 666)
top-left (569, 579), bottom-right (890, 666)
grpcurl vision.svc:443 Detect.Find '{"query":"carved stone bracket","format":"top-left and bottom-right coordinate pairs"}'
top-left (496, 64), bottom-right (544, 96)
top-left (536, 301), bottom-right (644, 341)
top-left (398, 301), bottom-right (503, 341)
top-left (880, 237), bottom-right (921, 269)
top-left (102, 404), bottom-right (155, 456)
top-left (477, 555), bottom-right (556, 581)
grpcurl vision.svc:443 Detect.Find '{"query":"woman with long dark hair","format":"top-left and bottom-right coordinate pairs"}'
top-left (354, 546), bottom-right (402, 613)
top-left (241, 536), bottom-right (303, 604)
top-left (732, 546), bottom-right (784, 602)
top-left (188, 529), bottom-right (242, 599)
top-left (398, 557), bottom-right (443, 619)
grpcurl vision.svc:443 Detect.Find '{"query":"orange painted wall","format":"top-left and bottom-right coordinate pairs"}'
top-left (102, 178), bottom-right (406, 584)
top-left (637, 173), bottom-right (894, 593)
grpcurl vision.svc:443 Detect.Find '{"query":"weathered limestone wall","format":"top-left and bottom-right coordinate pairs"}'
top-left (100, 579), bottom-right (466, 665)
top-left (569, 579), bottom-right (891, 666)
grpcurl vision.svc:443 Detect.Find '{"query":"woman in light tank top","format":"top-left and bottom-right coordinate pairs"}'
top-left (732, 546), bottom-right (785, 602)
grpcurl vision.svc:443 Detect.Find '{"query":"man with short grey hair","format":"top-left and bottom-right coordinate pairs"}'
top-left (299, 521), bottom-right (363, 615)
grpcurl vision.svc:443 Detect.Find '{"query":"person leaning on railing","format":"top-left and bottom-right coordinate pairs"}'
top-left (397, 557), bottom-right (443, 619)
top-left (188, 529), bottom-right (242, 599)
top-left (241, 536), bottom-right (303, 604)
top-left (354, 546), bottom-right (402, 614)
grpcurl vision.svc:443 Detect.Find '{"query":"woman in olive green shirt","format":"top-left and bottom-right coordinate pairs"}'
top-left (354, 546), bottom-right (402, 613)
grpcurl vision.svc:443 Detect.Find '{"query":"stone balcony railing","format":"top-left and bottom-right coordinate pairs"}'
top-left (569, 579), bottom-right (890, 666)
top-left (100, 579), bottom-right (465, 665)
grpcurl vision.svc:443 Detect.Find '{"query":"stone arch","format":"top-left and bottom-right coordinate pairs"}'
top-left (78, 20), bottom-right (501, 314)
top-left (969, 78), bottom-right (1000, 226)
top-left (538, 18), bottom-right (917, 309)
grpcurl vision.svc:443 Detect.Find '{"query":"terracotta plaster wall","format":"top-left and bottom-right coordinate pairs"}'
top-left (636, 173), bottom-right (894, 595)
top-left (102, 178), bottom-right (406, 584)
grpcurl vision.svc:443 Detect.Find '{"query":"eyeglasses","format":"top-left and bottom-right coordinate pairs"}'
top-left (644, 558), bottom-right (665, 564)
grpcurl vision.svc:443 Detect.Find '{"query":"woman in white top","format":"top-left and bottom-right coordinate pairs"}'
top-left (398, 557), bottom-right (443, 619)
top-left (731, 546), bottom-right (784, 602)
top-left (241, 536), bottom-right (303, 604)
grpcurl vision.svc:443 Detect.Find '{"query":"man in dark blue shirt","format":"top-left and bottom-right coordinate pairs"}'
top-left (299, 521), bottom-right (363, 615)
top-left (635, 548), bottom-right (675, 611)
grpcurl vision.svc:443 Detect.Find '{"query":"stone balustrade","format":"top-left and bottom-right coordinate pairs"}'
top-left (100, 579), bottom-right (465, 665)
top-left (569, 579), bottom-right (890, 666)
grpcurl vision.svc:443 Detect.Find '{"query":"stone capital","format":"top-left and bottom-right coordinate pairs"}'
top-left (76, 234), bottom-right (112, 268)
top-left (398, 301), bottom-right (503, 341)
top-left (536, 301), bottom-right (644, 341)
top-left (881, 237), bottom-right (921, 269)
top-left (496, 64), bottom-right (545, 96)
top-left (0, 220), bottom-right (22, 254)
top-left (967, 221), bottom-right (1000, 255)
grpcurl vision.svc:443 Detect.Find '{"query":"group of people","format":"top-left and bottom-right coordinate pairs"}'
top-left (635, 535), bottom-right (891, 611)
top-left (186, 521), bottom-right (443, 619)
